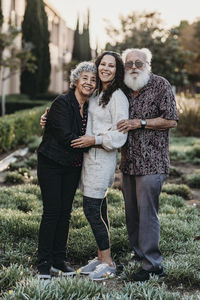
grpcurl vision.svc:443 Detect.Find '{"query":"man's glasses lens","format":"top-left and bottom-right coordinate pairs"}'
top-left (125, 60), bottom-right (144, 69)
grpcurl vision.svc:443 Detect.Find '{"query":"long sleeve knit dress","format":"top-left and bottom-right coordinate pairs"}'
top-left (80, 89), bottom-right (129, 199)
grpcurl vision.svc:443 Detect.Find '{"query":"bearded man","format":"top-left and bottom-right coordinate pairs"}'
top-left (117, 48), bottom-right (178, 282)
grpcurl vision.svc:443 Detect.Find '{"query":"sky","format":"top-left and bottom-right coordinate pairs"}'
top-left (48, 0), bottom-right (200, 49)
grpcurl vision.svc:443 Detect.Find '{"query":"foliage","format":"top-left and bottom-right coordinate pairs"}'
top-left (0, 25), bottom-right (36, 115)
top-left (184, 173), bottom-right (200, 188)
top-left (5, 171), bottom-right (26, 184)
top-left (170, 136), bottom-right (200, 163)
top-left (105, 11), bottom-right (188, 87)
top-left (175, 20), bottom-right (200, 88)
top-left (0, 0), bottom-right (3, 27)
top-left (21, 0), bottom-right (51, 98)
top-left (0, 184), bottom-right (200, 298)
top-left (0, 105), bottom-right (46, 153)
top-left (169, 166), bottom-right (183, 177)
top-left (0, 96), bottom-right (48, 115)
top-left (72, 16), bottom-right (81, 61)
top-left (71, 10), bottom-right (91, 62)
top-left (27, 135), bottom-right (42, 153)
top-left (162, 183), bottom-right (192, 200)
top-left (39, 0), bottom-right (51, 93)
top-left (176, 94), bottom-right (200, 137)
top-left (0, 264), bottom-right (31, 292)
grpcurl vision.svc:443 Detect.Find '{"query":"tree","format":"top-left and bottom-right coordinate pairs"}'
top-left (0, 26), bottom-right (36, 115)
top-left (80, 10), bottom-right (91, 61)
top-left (176, 19), bottom-right (200, 88)
top-left (40, 0), bottom-right (51, 93)
top-left (105, 11), bottom-right (188, 87)
top-left (72, 15), bottom-right (81, 61)
top-left (67, 11), bottom-right (92, 81)
top-left (0, 0), bottom-right (3, 27)
top-left (72, 11), bottom-right (91, 62)
top-left (21, 0), bottom-right (51, 98)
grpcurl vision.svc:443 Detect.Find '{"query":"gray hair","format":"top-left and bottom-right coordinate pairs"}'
top-left (70, 61), bottom-right (97, 89)
top-left (122, 48), bottom-right (152, 71)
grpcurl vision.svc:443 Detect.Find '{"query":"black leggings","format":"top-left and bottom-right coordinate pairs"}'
top-left (83, 196), bottom-right (110, 251)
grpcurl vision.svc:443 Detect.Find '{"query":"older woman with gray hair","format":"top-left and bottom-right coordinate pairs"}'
top-left (37, 61), bottom-right (97, 279)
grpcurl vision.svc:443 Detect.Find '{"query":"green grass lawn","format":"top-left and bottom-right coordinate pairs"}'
top-left (0, 185), bottom-right (200, 299)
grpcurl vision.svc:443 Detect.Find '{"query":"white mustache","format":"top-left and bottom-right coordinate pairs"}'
top-left (124, 68), bottom-right (150, 91)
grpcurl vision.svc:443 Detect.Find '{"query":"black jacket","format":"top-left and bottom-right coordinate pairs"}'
top-left (38, 89), bottom-right (88, 166)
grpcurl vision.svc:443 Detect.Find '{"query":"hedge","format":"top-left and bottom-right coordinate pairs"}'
top-left (1, 99), bottom-right (49, 115)
top-left (0, 105), bottom-right (48, 153)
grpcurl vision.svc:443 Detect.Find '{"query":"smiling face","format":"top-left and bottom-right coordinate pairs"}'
top-left (75, 71), bottom-right (96, 98)
top-left (98, 54), bottom-right (117, 84)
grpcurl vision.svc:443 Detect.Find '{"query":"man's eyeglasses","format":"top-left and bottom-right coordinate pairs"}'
top-left (124, 60), bottom-right (144, 69)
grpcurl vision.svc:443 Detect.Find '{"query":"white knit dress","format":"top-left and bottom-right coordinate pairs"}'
top-left (80, 89), bottom-right (129, 199)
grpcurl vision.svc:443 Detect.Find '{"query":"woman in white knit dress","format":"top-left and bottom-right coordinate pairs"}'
top-left (71, 52), bottom-right (130, 280)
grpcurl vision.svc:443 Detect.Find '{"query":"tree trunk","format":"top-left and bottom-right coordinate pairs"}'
top-left (1, 67), bottom-right (6, 116)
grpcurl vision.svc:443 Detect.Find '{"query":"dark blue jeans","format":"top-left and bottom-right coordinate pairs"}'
top-left (37, 153), bottom-right (81, 265)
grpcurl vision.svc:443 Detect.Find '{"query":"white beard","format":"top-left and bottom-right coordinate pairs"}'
top-left (124, 68), bottom-right (150, 91)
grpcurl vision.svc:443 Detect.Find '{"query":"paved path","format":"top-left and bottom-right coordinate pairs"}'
top-left (0, 147), bottom-right (28, 172)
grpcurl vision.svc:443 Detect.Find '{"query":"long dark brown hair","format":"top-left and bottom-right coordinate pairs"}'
top-left (95, 51), bottom-right (131, 107)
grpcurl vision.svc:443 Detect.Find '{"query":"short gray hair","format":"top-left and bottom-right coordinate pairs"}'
top-left (70, 61), bottom-right (97, 89)
top-left (122, 48), bottom-right (152, 71)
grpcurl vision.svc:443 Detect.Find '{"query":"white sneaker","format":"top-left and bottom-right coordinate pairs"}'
top-left (78, 257), bottom-right (101, 275)
top-left (89, 262), bottom-right (116, 281)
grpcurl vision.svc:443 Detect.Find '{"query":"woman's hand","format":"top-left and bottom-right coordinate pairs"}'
top-left (40, 107), bottom-right (49, 128)
top-left (71, 135), bottom-right (95, 148)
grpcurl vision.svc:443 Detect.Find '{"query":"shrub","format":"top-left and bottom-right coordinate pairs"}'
top-left (2, 277), bottom-right (107, 300)
top-left (159, 193), bottom-right (185, 209)
top-left (106, 188), bottom-right (124, 207)
top-left (30, 177), bottom-right (38, 185)
top-left (162, 183), bottom-right (192, 200)
top-left (24, 154), bottom-right (37, 168)
top-left (169, 136), bottom-right (200, 163)
top-left (0, 105), bottom-right (47, 153)
top-left (176, 95), bottom-right (200, 137)
top-left (169, 166), bottom-right (183, 177)
top-left (4, 172), bottom-right (26, 184)
top-left (9, 161), bottom-right (29, 171)
top-left (184, 173), bottom-right (200, 188)
top-left (1, 185), bottom-right (200, 298)
top-left (0, 98), bottom-right (48, 115)
top-left (0, 264), bottom-right (31, 292)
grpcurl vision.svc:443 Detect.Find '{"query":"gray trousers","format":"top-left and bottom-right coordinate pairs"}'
top-left (122, 173), bottom-right (167, 271)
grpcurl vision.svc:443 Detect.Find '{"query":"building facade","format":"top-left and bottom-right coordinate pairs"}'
top-left (0, 0), bottom-right (74, 95)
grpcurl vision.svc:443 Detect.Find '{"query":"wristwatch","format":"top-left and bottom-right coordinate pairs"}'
top-left (140, 119), bottom-right (147, 129)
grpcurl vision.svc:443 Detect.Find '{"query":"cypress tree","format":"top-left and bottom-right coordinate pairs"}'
top-left (0, 0), bottom-right (3, 27)
top-left (0, 0), bottom-right (3, 63)
top-left (79, 11), bottom-right (91, 61)
top-left (40, 0), bottom-right (51, 93)
top-left (21, 0), bottom-right (50, 97)
top-left (72, 16), bottom-right (81, 61)
top-left (85, 9), bottom-right (91, 60)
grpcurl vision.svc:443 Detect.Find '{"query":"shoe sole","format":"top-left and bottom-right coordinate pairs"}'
top-left (51, 267), bottom-right (76, 276)
top-left (37, 274), bottom-right (51, 280)
top-left (89, 273), bottom-right (116, 281)
top-left (80, 271), bottom-right (91, 275)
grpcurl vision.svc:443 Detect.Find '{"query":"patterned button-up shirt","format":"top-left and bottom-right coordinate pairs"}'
top-left (120, 73), bottom-right (178, 175)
